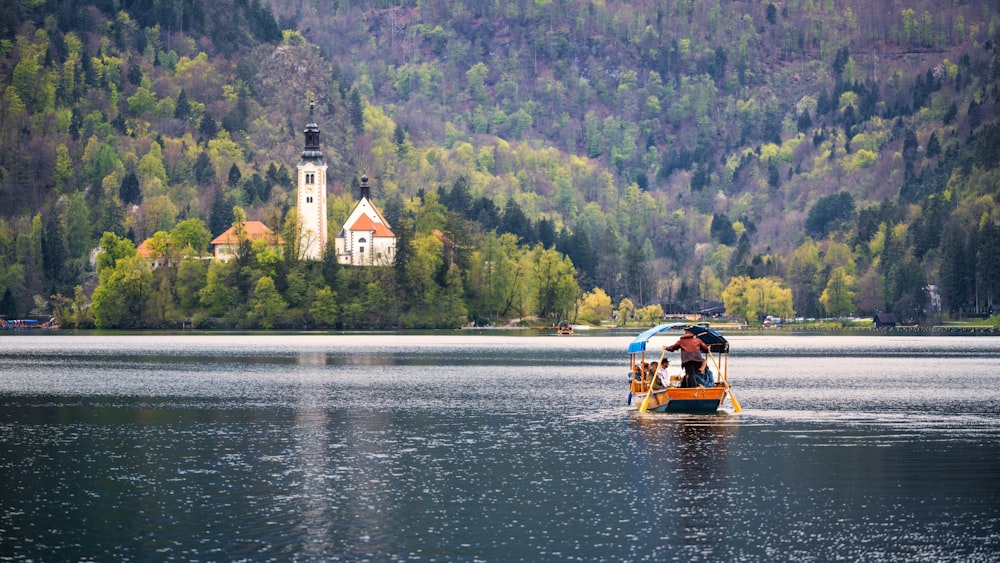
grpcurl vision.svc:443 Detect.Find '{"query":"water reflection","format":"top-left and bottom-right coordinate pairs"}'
top-left (292, 406), bottom-right (335, 557)
top-left (295, 352), bottom-right (327, 365)
top-left (1, 334), bottom-right (998, 560)
top-left (629, 414), bottom-right (739, 535)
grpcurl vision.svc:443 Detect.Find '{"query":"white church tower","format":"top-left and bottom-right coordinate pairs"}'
top-left (297, 100), bottom-right (328, 260)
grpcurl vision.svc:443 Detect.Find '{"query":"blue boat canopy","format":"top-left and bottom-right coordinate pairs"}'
top-left (627, 322), bottom-right (729, 354)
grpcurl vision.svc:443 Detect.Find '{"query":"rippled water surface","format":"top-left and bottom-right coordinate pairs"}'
top-left (1, 333), bottom-right (999, 561)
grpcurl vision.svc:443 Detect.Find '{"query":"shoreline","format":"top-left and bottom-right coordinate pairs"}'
top-left (4, 324), bottom-right (999, 337)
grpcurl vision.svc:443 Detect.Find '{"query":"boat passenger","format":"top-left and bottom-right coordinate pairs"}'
top-left (642, 359), bottom-right (660, 390)
top-left (631, 364), bottom-right (644, 388)
top-left (664, 332), bottom-right (709, 388)
top-left (694, 366), bottom-right (714, 387)
top-left (655, 359), bottom-right (670, 388)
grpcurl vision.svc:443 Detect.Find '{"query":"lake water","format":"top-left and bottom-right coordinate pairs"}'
top-left (1, 332), bottom-right (999, 561)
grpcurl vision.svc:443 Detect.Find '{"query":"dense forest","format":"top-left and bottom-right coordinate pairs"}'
top-left (1, 0), bottom-right (998, 329)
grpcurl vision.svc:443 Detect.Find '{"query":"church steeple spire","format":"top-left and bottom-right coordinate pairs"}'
top-left (297, 98), bottom-right (328, 261)
top-left (301, 99), bottom-right (323, 163)
top-left (360, 174), bottom-right (371, 200)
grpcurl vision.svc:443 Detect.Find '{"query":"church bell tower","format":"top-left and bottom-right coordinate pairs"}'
top-left (297, 100), bottom-right (328, 260)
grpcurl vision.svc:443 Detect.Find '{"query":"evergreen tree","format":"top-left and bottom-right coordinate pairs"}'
top-left (175, 89), bottom-right (191, 120)
top-left (208, 190), bottom-right (233, 237)
top-left (227, 163), bottom-right (242, 187)
top-left (119, 172), bottom-right (142, 205)
top-left (536, 217), bottom-right (556, 249)
top-left (805, 192), bottom-right (855, 237)
top-left (690, 163), bottom-right (710, 191)
top-left (42, 212), bottom-right (68, 292)
top-left (127, 61), bottom-right (143, 86)
top-left (321, 237), bottom-right (341, 288)
top-left (943, 102), bottom-right (958, 125)
top-left (767, 161), bottom-right (781, 190)
top-left (710, 214), bottom-right (737, 245)
top-left (471, 197), bottom-right (501, 232)
top-left (348, 88), bottom-right (364, 132)
top-left (796, 110), bottom-right (812, 133)
top-left (447, 176), bottom-right (473, 218)
top-left (926, 132), bottom-right (941, 158)
top-left (194, 152), bottom-right (215, 186)
top-left (500, 200), bottom-right (532, 242)
top-left (392, 215), bottom-right (415, 290)
top-left (199, 113), bottom-right (218, 142)
top-left (222, 97), bottom-right (250, 134)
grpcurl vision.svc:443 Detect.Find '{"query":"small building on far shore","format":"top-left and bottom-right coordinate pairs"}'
top-left (874, 313), bottom-right (897, 328)
top-left (136, 238), bottom-right (171, 268)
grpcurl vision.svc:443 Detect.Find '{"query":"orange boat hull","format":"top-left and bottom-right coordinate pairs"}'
top-left (630, 386), bottom-right (727, 413)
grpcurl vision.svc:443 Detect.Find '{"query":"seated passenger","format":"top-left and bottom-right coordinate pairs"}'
top-left (694, 366), bottom-right (715, 387)
top-left (649, 359), bottom-right (666, 390)
top-left (655, 359), bottom-right (670, 385)
top-left (631, 364), bottom-right (644, 389)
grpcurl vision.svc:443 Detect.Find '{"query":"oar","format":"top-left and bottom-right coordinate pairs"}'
top-left (708, 350), bottom-right (742, 413)
top-left (638, 348), bottom-right (667, 413)
top-left (709, 352), bottom-right (743, 412)
top-left (627, 364), bottom-right (634, 405)
top-left (724, 379), bottom-right (743, 412)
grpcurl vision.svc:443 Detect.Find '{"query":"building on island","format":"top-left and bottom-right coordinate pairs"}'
top-left (297, 100), bottom-right (328, 261)
top-left (210, 221), bottom-right (283, 261)
top-left (138, 101), bottom-right (395, 267)
top-left (136, 238), bottom-right (172, 268)
top-left (334, 174), bottom-right (396, 265)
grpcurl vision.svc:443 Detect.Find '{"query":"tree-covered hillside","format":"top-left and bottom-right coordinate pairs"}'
top-left (1, 0), bottom-right (999, 328)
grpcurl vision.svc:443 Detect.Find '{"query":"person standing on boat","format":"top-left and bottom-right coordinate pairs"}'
top-left (664, 332), bottom-right (709, 388)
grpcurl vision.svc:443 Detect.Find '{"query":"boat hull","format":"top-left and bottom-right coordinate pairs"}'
top-left (631, 386), bottom-right (727, 413)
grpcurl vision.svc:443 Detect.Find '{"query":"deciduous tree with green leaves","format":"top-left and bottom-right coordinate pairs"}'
top-left (248, 275), bottom-right (286, 329)
top-left (91, 255), bottom-right (153, 328)
top-left (723, 276), bottom-right (795, 324)
top-left (819, 266), bottom-right (858, 318)
top-left (576, 287), bottom-right (612, 325)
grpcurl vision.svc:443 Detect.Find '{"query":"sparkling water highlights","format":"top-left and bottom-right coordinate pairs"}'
top-left (1, 333), bottom-right (999, 561)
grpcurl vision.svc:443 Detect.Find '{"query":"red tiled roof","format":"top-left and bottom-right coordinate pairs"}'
top-left (136, 239), bottom-right (156, 259)
top-left (349, 214), bottom-right (394, 237)
top-left (211, 221), bottom-right (284, 245)
top-left (373, 222), bottom-right (394, 237)
top-left (349, 214), bottom-right (376, 231)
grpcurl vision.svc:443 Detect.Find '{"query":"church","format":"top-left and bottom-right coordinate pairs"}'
top-left (296, 101), bottom-right (395, 264)
top-left (333, 174), bottom-right (396, 265)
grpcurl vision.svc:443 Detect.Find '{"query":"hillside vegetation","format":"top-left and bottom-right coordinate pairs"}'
top-left (1, 0), bottom-right (998, 328)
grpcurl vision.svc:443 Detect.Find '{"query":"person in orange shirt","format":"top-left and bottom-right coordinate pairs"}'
top-left (664, 332), bottom-right (709, 388)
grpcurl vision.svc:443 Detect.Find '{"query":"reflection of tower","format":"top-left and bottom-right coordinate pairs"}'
top-left (297, 100), bottom-right (328, 260)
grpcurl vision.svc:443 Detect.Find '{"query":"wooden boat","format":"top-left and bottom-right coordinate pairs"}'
top-left (627, 322), bottom-right (742, 413)
top-left (0, 318), bottom-right (56, 330)
top-left (557, 321), bottom-right (573, 335)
